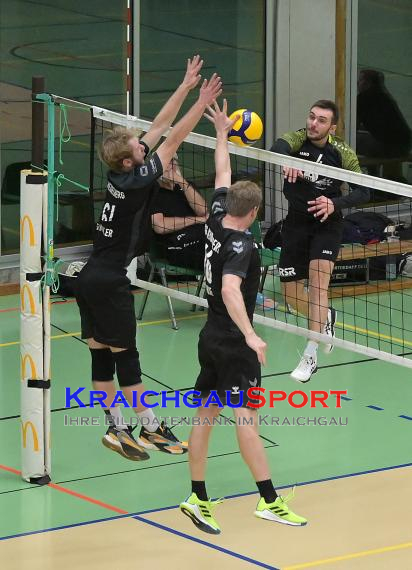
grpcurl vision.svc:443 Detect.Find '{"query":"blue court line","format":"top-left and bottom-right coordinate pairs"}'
top-left (132, 514), bottom-right (279, 570)
top-left (0, 513), bottom-right (132, 542)
top-left (1, 461), bottom-right (411, 543)
top-left (0, 511), bottom-right (277, 569)
top-left (337, 393), bottom-right (412, 420)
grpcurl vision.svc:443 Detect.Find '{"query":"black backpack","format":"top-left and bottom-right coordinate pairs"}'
top-left (342, 212), bottom-right (393, 245)
top-left (263, 220), bottom-right (283, 249)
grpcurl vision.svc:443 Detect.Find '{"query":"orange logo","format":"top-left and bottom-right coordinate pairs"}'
top-left (21, 354), bottom-right (38, 380)
top-left (21, 420), bottom-right (40, 451)
top-left (20, 215), bottom-right (35, 246)
top-left (20, 284), bottom-right (36, 315)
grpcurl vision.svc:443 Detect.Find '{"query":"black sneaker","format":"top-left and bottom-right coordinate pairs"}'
top-left (138, 421), bottom-right (188, 454)
top-left (102, 426), bottom-right (150, 461)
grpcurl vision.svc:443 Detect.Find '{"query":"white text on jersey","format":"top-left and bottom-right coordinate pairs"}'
top-left (107, 182), bottom-right (125, 200)
top-left (205, 225), bottom-right (221, 253)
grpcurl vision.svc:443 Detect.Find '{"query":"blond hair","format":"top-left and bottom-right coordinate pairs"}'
top-left (226, 180), bottom-right (262, 217)
top-left (99, 126), bottom-right (142, 172)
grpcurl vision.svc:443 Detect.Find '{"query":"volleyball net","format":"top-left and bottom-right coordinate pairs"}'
top-left (20, 91), bottom-right (412, 481)
top-left (41, 94), bottom-right (412, 373)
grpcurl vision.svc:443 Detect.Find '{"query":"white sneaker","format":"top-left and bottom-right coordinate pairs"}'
top-left (323, 308), bottom-right (337, 354)
top-left (291, 354), bottom-right (318, 383)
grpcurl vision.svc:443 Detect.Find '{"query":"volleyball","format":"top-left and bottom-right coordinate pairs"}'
top-left (228, 109), bottom-right (263, 147)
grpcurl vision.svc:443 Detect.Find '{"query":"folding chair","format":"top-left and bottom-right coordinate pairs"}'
top-left (136, 240), bottom-right (204, 330)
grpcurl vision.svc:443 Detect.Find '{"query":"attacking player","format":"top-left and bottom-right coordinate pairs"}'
top-left (271, 100), bottom-right (369, 382)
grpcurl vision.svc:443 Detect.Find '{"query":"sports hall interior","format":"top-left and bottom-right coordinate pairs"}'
top-left (1, 1), bottom-right (411, 569)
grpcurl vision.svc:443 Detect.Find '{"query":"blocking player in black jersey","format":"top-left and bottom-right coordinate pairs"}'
top-left (75, 56), bottom-right (222, 461)
top-left (271, 100), bottom-right (370, 383)
top-left (179, 100), bottom-right (307, 535)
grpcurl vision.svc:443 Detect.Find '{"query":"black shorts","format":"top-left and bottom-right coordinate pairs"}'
top-left (195, 323), bottom-right (261, 408)
top-left (279, 212), bottom-right (343, 282)
top-left (75, 258), bottom-right (136, 348)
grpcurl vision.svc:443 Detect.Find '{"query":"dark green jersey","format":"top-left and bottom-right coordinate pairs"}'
top-left (271, 129), bottom-right (369, 216)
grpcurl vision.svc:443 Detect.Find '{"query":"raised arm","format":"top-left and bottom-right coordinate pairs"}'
top-left (204, 99), bottom-right (239, 189)
top-left (155, 74), bottom-right (222, 171)
top-left (141, 55), bottom-right (203, 150)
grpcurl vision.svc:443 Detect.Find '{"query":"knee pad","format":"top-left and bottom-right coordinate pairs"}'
top-left (113, 348), bottom-right (142, 387)
top-left (90, 348), bottom-right (115, 381)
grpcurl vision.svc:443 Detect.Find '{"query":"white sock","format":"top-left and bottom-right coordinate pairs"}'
top-left (304, 341), bottom-right (318, 357)
top-left (137, 409), bottom-right (160, 432)
top-left (110, 405), bottom-right (128, 430)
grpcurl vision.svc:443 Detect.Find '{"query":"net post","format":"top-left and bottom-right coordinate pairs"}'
top-left (31, 76), bottom-right (45, 172)
top-left (20, 88), bottom-right (53, 484)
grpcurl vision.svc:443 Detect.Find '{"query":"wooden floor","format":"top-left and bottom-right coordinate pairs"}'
top-left (2, 467), bottom-right (411, 570)
top-left (2, 285), bottom-right (412, 569)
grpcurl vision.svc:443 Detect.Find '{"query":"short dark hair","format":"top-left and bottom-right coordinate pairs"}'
top-left (310, 100), bottom-right (339, 125)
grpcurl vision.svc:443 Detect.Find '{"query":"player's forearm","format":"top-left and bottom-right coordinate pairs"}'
top-left (167, 101), bottom-right (206, 149)
top-left (331, 184), bottom-right (370, 211)
top-left (151, 83), bottom-right (190, 132)
top-left (222, 285), bottom-right (254, 337)
top-left (156, 101), bottom-right (207, 168)
top-left (152, 215), bottom-right (200, 234)
top-left (215, 132), bottom-right (231, 176)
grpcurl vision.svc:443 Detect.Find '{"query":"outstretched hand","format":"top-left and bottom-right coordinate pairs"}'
top-left (204, 99), bottom-right (239, 135)
top-left (181, 55), bottom-right (203, 90)
top-left (198, 73), bottom-right (223, 107)
top-left (283, 167), bottom-right (303, 183)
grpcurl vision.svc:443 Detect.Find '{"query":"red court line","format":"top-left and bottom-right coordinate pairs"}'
top-left (47, 482), bottom-right (128, 514)
top-left (0, 462), bottom-right (276, 568)
top-left (0, 464), bottom-right (21, 476)
top-left (0, 463), bottom-right (128, 515)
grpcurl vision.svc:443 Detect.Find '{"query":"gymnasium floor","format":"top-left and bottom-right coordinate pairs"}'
top-left (1, 286), bottom-right (411, 569)
top-left (1, 0), bottom-right (411, 566)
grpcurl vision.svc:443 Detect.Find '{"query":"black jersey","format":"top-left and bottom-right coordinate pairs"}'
top-left (271, 130), bottom-right (369, 216)
top-left (204, 188), bottom-right (260, 333)
top-left (91, 142), bottom-right (163, 267)
top-left (152, 183), bottom-right (195, 218)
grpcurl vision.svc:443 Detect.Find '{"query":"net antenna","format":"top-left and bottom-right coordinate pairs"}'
top-left (20, 89), bottom-right (91, 483)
